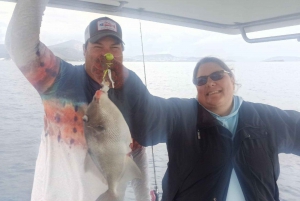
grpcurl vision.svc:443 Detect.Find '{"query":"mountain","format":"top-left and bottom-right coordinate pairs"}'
top-left (0, 41), bottom-right (85, 61)
top-left (0, 44), bottom-right (10, 59)
top-left (264, 56), bottom-right (300, 62)
top-left (49, 40), bottom-right (84, 61)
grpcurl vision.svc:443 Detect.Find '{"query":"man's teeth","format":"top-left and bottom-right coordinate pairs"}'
top-left (208, 91), bottom-right (219, 95)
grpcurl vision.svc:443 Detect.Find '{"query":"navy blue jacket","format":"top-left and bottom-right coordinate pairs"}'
top-left (111, 71), bottom-right (300, 201)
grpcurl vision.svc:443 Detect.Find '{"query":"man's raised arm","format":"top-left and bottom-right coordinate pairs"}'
top-left (5, 0), bottom-right (60, 93)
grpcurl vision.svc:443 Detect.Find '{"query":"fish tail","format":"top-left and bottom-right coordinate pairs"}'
top-left (96, 189), bottom-right (124, 201)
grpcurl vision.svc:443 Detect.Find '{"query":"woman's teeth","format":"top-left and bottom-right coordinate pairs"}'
top-left (208, 90), bottom-right (220, 95)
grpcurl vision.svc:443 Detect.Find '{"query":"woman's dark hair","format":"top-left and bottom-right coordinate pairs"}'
top-left (193, 57), bottom-right (234, 85)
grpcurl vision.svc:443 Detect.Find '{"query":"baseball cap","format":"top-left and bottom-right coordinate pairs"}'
top-left (84, 17), bottom-right (124, 44)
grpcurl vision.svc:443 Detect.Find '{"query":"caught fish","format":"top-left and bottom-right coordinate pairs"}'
top-left (83, 89), bottom-right (142, 201)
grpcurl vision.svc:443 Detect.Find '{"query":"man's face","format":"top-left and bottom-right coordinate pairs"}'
top-left (84, 36), bottom-right (123, 84)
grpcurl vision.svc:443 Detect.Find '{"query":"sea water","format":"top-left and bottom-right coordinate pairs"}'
top-left (0, 61), bottom-right (300, 201)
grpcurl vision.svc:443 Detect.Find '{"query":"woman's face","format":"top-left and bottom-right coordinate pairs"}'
top-left (196, 62), bottom-right (235, 116)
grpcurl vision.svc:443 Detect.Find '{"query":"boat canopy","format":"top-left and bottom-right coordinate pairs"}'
top-left (3, 0), bottom-right (300, 42)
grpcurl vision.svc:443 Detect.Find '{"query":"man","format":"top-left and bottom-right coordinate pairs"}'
top-left (5, 0), bottom-right (151, 200)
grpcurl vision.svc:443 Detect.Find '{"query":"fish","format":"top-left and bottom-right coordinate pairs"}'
top-left (83, 89), bottom-right (142, 201)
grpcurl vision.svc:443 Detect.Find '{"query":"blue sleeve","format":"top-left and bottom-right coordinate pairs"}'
top-left (254, 103), bottom-right (300, 156)
top-left (42, 60), bottom-right (87, 103)
top-left (109, 70), bottom-right (179, 146)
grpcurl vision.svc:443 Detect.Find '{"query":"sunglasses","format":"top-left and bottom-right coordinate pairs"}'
top-left (194, 70), bottom-right (230, 86)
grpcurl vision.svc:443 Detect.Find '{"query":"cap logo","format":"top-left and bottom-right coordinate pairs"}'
top-left (97, 20), bottom-right (117, 32)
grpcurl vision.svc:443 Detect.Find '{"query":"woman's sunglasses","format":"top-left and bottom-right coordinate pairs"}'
top-left (194, 70), bottom-right (230, 86)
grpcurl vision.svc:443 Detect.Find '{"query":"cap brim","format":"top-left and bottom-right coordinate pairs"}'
top-left (88, 32), bottom-right (124, 44)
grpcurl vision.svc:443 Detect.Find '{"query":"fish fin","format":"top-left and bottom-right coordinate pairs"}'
top-left (96, 190), bottom-right (125, 201)
top-left (96, 158), bottom-right (137, 201)
top-left (84, 151), bottom-right (108, 185)
top-left (84, 150), bottom-right (91, 172)
top-left (120, 156), bottom-right (142, 184)
top-left (84, 149), bottom-right (97, 172)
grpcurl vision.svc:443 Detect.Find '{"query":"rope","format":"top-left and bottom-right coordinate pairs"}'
top-left (139, 19), bottom-right (159, 200)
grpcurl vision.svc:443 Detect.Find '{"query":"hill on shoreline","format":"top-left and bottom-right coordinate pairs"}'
top-left (48, 40), bottom-right (84, 61)
top-left (264, 56), bottom-right (300, 62)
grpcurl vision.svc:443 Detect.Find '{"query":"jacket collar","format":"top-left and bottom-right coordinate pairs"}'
top-left (197, 104), bottom-right (220, 128)
top-left (197, 101), bottom-right (266, 130)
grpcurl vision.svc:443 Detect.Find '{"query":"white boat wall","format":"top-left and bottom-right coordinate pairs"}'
top-left (2, 0), bottom-right (300, 42)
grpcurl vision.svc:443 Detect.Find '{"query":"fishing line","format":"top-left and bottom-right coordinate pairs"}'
top-left (139, 19), bottom-right (159, 201)
top-left (139, 20), bottom-right (147, 88)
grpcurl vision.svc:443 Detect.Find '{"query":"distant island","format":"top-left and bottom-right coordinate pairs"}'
top-left (264, 56), bottom-right (300, 62)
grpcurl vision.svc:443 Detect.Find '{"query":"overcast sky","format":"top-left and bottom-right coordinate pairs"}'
top-left (1, 1), bottom-right (300, 61)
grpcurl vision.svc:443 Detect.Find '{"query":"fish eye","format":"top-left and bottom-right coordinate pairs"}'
top-left (82, 115), bottom-right (89, 122)
top-left (96, 125), bottom-right (105, 131)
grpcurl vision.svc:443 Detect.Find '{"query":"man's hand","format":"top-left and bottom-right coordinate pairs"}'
top-left (130, 139), bottom-right (143, 152)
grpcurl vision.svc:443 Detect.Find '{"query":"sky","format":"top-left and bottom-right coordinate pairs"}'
top-left (1, 1), bottom-right (300, 61)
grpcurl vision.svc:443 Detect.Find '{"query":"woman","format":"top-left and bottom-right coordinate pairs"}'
top-left (112, 56), bottom-right (300, 201)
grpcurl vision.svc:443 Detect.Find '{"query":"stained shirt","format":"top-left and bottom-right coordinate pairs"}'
top-left (5, 0), bottom-right (150, 199)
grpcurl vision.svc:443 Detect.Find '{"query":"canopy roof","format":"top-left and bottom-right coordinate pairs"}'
top-left (3, 0), bottom-right (300, 42)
